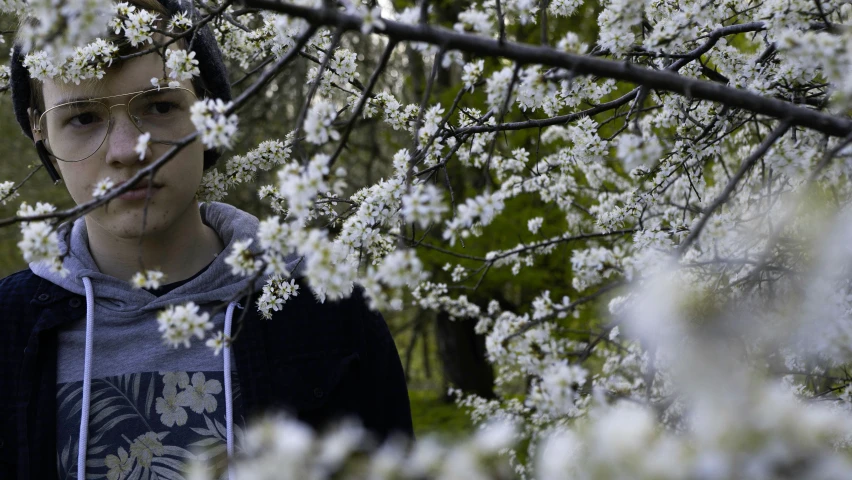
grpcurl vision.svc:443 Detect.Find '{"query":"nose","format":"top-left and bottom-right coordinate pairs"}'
top-left (102, 103), bottom-right (149, 166)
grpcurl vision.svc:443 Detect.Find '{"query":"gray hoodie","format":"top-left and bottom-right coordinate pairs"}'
top-left (31, 201), bottom-right (270, 381)
top-left (30, 202), bottom-right (292, 479)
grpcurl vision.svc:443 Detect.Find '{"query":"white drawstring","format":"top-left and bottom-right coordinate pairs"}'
top-left (76, 278), bottom-right (239, 480)
top-left (224, 301), bottom-right (238, 480)
top-left (78, 276), bottom-right (95, 480)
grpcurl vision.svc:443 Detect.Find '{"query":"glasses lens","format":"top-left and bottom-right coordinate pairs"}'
top-left (42, 102), bottom-right (110, 162)
top-left (129, 88), bottom-right (196, 143)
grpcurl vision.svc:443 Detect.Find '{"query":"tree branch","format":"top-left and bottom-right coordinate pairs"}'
top-left (243, 2), bottom-right (852, 138)
top-left (677, 120), bottom-right (792, 256)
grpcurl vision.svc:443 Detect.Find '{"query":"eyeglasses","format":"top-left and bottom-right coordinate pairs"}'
top-left (33, 86), bottom-right (198, 163)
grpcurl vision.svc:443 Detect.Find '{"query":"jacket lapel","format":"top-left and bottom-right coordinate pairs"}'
top-left (17, 278), bottom-right (83, 478)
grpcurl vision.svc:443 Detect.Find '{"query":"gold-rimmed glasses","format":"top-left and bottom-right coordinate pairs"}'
top-left (33, 86), bottom-right (198, 163)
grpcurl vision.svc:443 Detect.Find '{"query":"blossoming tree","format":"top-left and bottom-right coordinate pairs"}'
top-left (7, 0), bottom-right (852, 477)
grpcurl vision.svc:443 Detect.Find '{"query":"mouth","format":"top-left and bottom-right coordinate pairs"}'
top-left (115, 179), bottom-right (164, 201)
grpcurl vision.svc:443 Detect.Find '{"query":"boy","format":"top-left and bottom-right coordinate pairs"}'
top-left (0, 0), bottom-right (413, 478)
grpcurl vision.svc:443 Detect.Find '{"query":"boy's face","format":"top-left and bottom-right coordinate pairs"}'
top-left (35, 43), bottom-right (205, 239)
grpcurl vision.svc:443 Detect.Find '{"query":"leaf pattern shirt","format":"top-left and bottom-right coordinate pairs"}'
top-left (55, 263), bottom-right (246, 479)
top-left (56, 369), bottom-right (246, 480)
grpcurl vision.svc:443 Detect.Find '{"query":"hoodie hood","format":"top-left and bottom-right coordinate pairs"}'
top-left (30, 201), bottom-right (299, 315)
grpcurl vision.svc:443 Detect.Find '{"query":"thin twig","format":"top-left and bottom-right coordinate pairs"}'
top-left (328, 39), bottom-right (398, 168)
top-left (292, 27), bottom-right (343, 158)
top-left (678, 120), bottom-right (792, 256)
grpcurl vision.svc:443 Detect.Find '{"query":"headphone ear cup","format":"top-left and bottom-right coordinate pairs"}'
top-left (36, 140), bottom-right (62, 184)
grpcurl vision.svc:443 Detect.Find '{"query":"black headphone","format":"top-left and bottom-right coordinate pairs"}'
top-left (31, 106), bottom-right (62, 184)
top-left (35, 139), bottom-right (62, 184)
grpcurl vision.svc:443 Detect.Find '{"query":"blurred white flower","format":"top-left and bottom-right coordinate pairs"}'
top-left (205, 330), bottom-right (231, 356)
top-left (156, 302), bottom-right (212, 348)
top-left (134, 132), bottom-right (151, 161)
top-left (401, 184), bottom-right (447, 229)
top-left (0, 180), bottom-right (18, 205)
top-left (527, 217), bottom-right (543, 234)
top-left (131, 269), bottom-right (165, 289)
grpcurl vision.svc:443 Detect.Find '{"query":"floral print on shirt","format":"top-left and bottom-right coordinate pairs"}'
top-left (56, 370), bottom-right (245, 480)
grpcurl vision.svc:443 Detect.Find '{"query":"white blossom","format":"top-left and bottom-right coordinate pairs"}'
top-left (401, 184), bottom-right (447, 228)
top-left (304, 98), bottom-right (340, 145)
top-left (165, 48), bottom-right (200, 81)
top-left (131, 269), bottom-right (165, 289)
top-left (527, 217), bottom-right (543, 234)
top-left (453, 8), bottom-right (493, 35)
top-left (190, 98), bottom-right (239, 149)
top-left (167, 11), bottom-right (192, 31)
top-left (462, 59), bottom-right (485, 92)
top-left (485, 67), bottom-right (516, 113)
top-left (92, 177), bottom-right (115, 198)
top-left (354, 5), bottom-right (385, 35)
top-left (0, 180), bottom-right (17, 205)
top-left (224, 238), bottom-right (261, 276)
top-left (157, 302), bottom-right (212, 348)
top-left (134, 132), bottom-right (151, 161)
top-left (116, 7), bottom-right (158, 46)
top-left (205, 330), bottom-right (231, 356)
top-left (258, 276), bottom-right (299, 319)
top-left (16, 202), bottom-right (65, 276)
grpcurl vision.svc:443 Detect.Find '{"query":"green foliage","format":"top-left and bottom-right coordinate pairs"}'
top-left (0, 93), bottom-right (75, 278)
top-left (408, 389), bottom-right (473, 437)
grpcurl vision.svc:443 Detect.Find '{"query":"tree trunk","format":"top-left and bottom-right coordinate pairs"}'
top-left (434, 311), bottom-right (495, 400)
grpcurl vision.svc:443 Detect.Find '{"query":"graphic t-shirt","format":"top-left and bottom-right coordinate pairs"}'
top-left (56, 263), bottom-right (247, 479)
top-left (56, 370), bottom-right (245, 479)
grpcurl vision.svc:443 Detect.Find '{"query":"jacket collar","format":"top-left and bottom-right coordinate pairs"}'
top-left (29, 276), bottom-right (85, 333)
top-left (30, 276), bottom-right (78, 306)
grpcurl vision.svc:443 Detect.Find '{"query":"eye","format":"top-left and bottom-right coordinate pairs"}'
top-left (150, 101), bottom-right (175, 115)
top-left (144, 101), bottom-right (181, 116)
top-left (68, 111), bottom-right (103, 127)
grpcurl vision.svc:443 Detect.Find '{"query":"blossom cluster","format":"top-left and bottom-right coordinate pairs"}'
top-left (0, 180), bottom-right (18, 205)
top-left (11, 0), bottom-right (113, 61)
top-left (108, 2), bottom-right (158, 47)
top-left (188, 415), bottom-right (517, 480)
top-left (197, 135), bottom-right (295, 202)
top-left (189, 98), bottom-right (239, 150)
top-left (131, 269), bottom-right (165, 289)
top-left (23, 39), bottom-right (118, 84)
top-left (164, 48), bottom-right (200, 81)
top-left (156, 301), bottom-right (213, 348)
top-left (258, 275), bottom-right (299, 319)
top-left (16, 201), bottom-right (66, 277)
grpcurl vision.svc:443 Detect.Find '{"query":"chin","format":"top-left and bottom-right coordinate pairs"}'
top-left (91, 204), bottom-right (175, 239)
top-left (104, 218), bottom-right (174, 240)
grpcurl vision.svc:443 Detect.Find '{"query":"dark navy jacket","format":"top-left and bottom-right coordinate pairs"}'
top-left (0, 269), bottom-right (413, 478)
